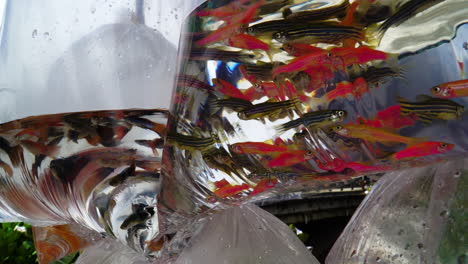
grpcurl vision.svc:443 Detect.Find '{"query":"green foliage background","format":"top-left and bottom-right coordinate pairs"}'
top-left (0, 223), bottom-right (78, 264)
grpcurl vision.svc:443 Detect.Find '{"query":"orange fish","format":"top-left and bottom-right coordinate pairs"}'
top-left (273, 51), bottom-right (330, 76)
top-left (196, 1), bottom-right (245, 18)
top-left (430, 79), bottom-right (468, 99)
top-left (212, 78), bottom-right (250, 100)
top-left (20, 140), bottom-right (60, 158)
top-left (354, 105), bottom-right (418, 129)
top-left (267, 150), bottom-right (315, 167)
top-left (227, 34), bottom-right (269, 51)
top-left (330, 124), bottom-right (424, 145)
top-left (391, 142), bottom-right (454, 160)
top-left (249, 178), bottom-right (278, 196)
top-left (214, 183), bottom-right (250, 198)
top-left (282, 43), bottom-right (324, 57)
top-left (196, 23), bottom-right (245, 47)
top-left (230, 141), bottom-right (288, 154)
top-left (340, 1), bottom-right (359, 26)
top-left (331, 46), bottom-right (391, 67)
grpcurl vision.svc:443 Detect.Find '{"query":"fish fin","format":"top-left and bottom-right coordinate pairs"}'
top-left (8, 146), bottom-right (23, 167)
top-left (415, 94), bottom-right (434, 102)
top-left (417, 114), bottom-right (434, 125)
top-left (364, 24), bottom-right (383, 48)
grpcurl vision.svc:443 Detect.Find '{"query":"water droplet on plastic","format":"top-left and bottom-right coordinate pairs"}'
top-left (454, 171), bottom-right (461, 178)
top-left (43, 32), bottom-right (50, 38)
top-left (32, 29), bottom-right (38, 38)
top-left (148, 64), bottom-right (153, 68)
top-left (90, 7), bottom-right (96, 14)
top-left (146, 74), bottom-right (151, 79)
top-left (376, 257), bottom-right (381, 262)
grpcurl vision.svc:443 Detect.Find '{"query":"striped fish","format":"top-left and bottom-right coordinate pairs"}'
top-left (177, 75), bottom-right (213, 92)
top-left (378, 0), bottom-right (446, 33)
top-left (210, 97), bottom-right (253, 115)
top-left (243, 63), bottom-right (275, 81)
top-left (283, 0), bottom-right (349, 21)
top-left (187, 48), bottom-right (257, 63)
top-left (246, 19), bottom-right (298, 36)
top-left (258, 0), bottom-right (294, 16)
top-left (166, 133), bottom-right (219, 151)
top-left (398, 95), bottom-right (464, 124)
top-left (273, 22), bottom-right (363, 44)
top-left (276, 110), bottom-right (346, 132)
top-left (238, 99), bottom-right (300, 120)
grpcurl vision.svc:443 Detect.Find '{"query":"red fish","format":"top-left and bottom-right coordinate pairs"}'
top-left (20, 140), bottom-right (60, 158)
top-left (212, 78), bottom-right (250, 100)
top-left (230, 141), bottom-right (288, 154)
top-left (196, 2), bottom-right (243, 18)
top-left (430, 79), bottom-right (468, 98)
top-left (316, 158), bottom-right (346, 171)
top-left (249, 178), bottom-right (278, 196)
top-left (214, 183), bottom-right (250, 198)
top-left (391, 142), bottom-right (454, 160)
top-left (273, 51), bottom-right (330, 76)
top-left (227, 0), bottom-right (266, 25)
top-left (325, 81), bottom-right (354, 101)
top-left (345, 162), bottom-right (391, 172)
top-left (196, 24), bottom-right (245, 47)
top-left (214, 179), bottom-right (230, 188)
top-left (243, 85), bottom-right (265, 101)
top-left (239, 64), bottom-right (259, 84)
top-left (340, 1), bottom-right (359, 26)
top-left (331, 46), bottom-right (390, 67)
top-left (282, 43), bottom-right (324, 57)
top-left (267, 150), bottom-right (315, 167)
top-left (227, 34), bottom-right (269, 51)
top-left (354, 105), bottom-right (418, 129)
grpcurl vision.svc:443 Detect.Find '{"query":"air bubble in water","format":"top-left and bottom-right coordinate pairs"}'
top-left (32, 29), bottom-right (38, 38)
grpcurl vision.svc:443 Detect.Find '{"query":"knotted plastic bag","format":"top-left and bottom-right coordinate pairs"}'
top-left (174, 204), bottom-right (320, 264)
top-left (326, 157), bottom-right (467, 264)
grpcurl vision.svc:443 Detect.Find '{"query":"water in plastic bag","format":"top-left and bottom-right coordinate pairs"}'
top-left (174, 204), bottom-right (320, 264)
top-left (326, 156), bottom-right (467, 264)
top-left (161, 0), bottom-right (468, 235)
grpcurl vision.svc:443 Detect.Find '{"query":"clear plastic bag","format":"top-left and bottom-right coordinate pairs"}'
top-left (326, 157), bottom-right (467, 264)
top-left (173, 204), bottom-right (320, 264)
top-left (75, 238), bottom-right (150, 264)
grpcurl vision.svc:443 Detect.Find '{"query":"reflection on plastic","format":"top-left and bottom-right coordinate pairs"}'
top-left (75, 238), bottom-right (150, 264)
top-left (174, 204), bottom-right (320, 264)
top-left (326, 156), bottom-right (467, 264)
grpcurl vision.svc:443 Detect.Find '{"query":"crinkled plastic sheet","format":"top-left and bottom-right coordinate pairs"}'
top-left (326, 156), bottom-right (467, 264)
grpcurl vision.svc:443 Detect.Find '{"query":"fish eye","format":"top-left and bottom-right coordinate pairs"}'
top-left (337, 110), bottom-right (345, 116)
top-left (273, 32), bottom-right (285, 41)
top-left (305, 150), bottom-right (314, 156)
top-left (432, 86), bottom-right (441, 94)
top-left (247, 27), bottom-right (254, 33)
top-left (335, 126), bottom-right (343, 130)
top-left (441, 143), bottom-right (447, 148)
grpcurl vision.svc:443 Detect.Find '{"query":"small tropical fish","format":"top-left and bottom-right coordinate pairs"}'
top-left (238, 98), bottom-right (300, 120)
top-left (135, 138), bottom-right (164, 155)
top-left (227, 34), bottom-right (270, 51)
top-left (276, 110), bottom-right (346, 132)
top-left (230, 141), bottom-right (288, 154)
top-left (242, 63), bottom-right (274, 81)
top-left (257, 0), bottom-right (293, 16)
top-left (267, 150), bottom-right (315, 167)
top-left (0, 136), bottom-right (22, 166)
top-left (249, 178), bottom-right (278, 196)
top-left (378, 0), bottom-right (445, 34)
top-left (351, 66), bottom-right (405, 86)
top-left (246, 19), bottom-right (297, 36)
top-left (331, 46), bottom-right (391, 67)
top-left (166, 133), bottom-right (219, 151)
top-left (212, 78), bottom-right (250, 100)
top-left (120, 206), bottom-right (154, 230)
top-left (196, 23), bottom-right (246, 47)
top-left (203, 148), bottom-right (239, 176)
top-left (281, 43), bottom-right (324, 57)
top-left (187, 48), bottom-right (257, 63)
top-left (430, 79), bottom-right (468, 99)
top-left (123, 116), bottom-right (166, 136)
top-left (283, 0), bottom-right (348, 21)
top-left (273, 23), bottom-right (363, 44)
top-left (196, 2), bottom-right (243, 17)
top-left (339, 1), bottom-right (360, 26)
top-left (391, 141), bottom-right (454, 160)
top-left (20, 140), bottom-right (60, 158)
top-left (330, 124), bottom-right (423, 145)
top-left (243, 86), bottom-right (265, 101)
top-left (0, 158), bottom-right (13, 177)
top-left (398, 95), bottom-right (465, 123)
top-left (214, 179), bottom-right (230, 189)
top-left (214, 183), bottom-right (250, 198)
top-left (272, 50), bottom-right (330, 76)
top-left (109, 163), bottom-right (136, 186)
top-left (176, 75), bottom-right (213, 92)
top-left (344, 162), bottom-right (391, 173)
top-left (210, 97), bottom-right (253, 114)
top-left (227, 0), bottom-right (266, 25)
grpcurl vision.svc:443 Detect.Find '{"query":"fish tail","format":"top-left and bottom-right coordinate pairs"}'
top-left (364, 24), bottom-right (383, 48)
top-left (8, 146), bottom-right (23, 167)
